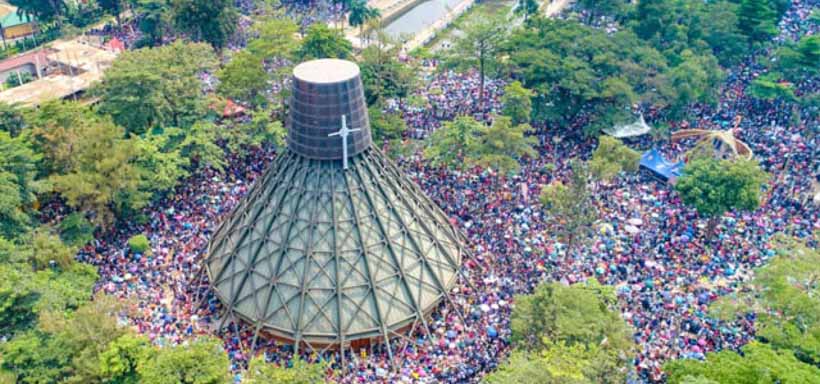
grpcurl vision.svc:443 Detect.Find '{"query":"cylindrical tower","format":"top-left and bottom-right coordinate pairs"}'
top-left (287, 59), bottom-right (372, 160)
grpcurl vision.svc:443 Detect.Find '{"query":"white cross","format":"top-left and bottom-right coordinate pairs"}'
top-left (328, 115), bottom-right (361, 170)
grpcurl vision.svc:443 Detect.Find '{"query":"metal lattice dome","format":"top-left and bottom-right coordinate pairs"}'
top-left (204, 59), bottom-right (465, 349)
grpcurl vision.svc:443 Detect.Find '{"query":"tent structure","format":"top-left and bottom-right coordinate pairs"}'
top-left (671, 129), bottom-right (753, 160)
top-left (640, 149), bottom-right (684, 182)
top-left (203, 59), bottom-right (467, 355)
top-left (604, 114), bottom-right (652, 138)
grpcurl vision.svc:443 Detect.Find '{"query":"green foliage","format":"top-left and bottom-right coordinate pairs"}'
top-left (748, 73), bottom-right (796, 101)
top-left (171, 0), bottom-right (238, 49)
top-left (448, 10), bottom-right (507, 108)
top-left (539, 161), bottom-right (596, 251)
top-left (46, 115), bottom-right (150, 227)
top-left (297, 23), bottom-right (352, 60)
top-left (127, 234), bottom-right (150, 254)
top-left (30, 229), bottom-right (76, 271)
top-left (95, 41), bottom-right (218, 135)
top-left (359, 31), bottom-right (416, 105)
top-left (58, 213), bottom-right (94, 247)
top-left (348, 0), bottom-right (381, 37)
top-left (737, 0), bottom-right (779, 46)
top-left (0, 102), bottom-right (26, 137)
top-left (1, 330), bottom-right (73, 383)
top-left (138, 337), bottom-right (231, 384)
top-left (0, 263), bottom-right (40, 334)
top-left (4, 71), bottom-right (34, 88)
top-left (368, 105), bottom-right (407, 143)
top-left (423, 115), bottom-right (482, 168)
top-left (99, 334), bottom-right (153, 384)
top-left (501, 81), bottom-right (534, 126)
top-left (1, 296), bottom-right (127, 384)
top-left (131, 133), bottom-right (190, 194)
top-left (8, 0), bottom-right (65, 24)
top-left (484, 349), bottom-right (590, 384)
top-left (664, 342), bottom-right (820, 384)
top-left (0, 131), bottom-right (41, 238)
top-left (770, 35), bottom-right (820, 83)
top-left (675, 157), bottom-right (768, 219)
top-left (709, 237), bottom-right (820, 365)
top-left (467, 116), bottom-right (536, 175)
top-left (176, 120), bottom-right (227, 172)
top-left (589, 136), bottom-right (641, 181)
top-left (514, 0), bottom-right (539, 21)
top-left (133, 0), bottom-right (170, 47)
top-left (218, 51), bottom-right (269, 107)
top-left (221, 107), bottom-right (287, 155)
top-left (505, 281), bottom-right (634, 383)
top-left (245, 356), bottom-right (325, 384)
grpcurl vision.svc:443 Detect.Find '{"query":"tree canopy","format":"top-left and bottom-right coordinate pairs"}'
top-left (487, 280), bottom-right (634, 384)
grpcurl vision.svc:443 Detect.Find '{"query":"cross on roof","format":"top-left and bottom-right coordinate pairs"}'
top-left (328, 114), bottom-right (361, 170)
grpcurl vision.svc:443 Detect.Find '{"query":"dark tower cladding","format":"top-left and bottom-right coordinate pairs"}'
top-left (204, 59), bottom-right (467, 352)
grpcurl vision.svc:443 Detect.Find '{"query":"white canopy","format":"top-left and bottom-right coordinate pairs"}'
top-left (604, 114), bottom-right (652, 138)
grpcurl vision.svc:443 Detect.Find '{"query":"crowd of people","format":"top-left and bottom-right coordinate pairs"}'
top-left (68, 0), bottom-right (818, 383)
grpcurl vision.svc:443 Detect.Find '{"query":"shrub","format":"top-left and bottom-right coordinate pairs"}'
top-left (127, 234), bottom-right (150, 254)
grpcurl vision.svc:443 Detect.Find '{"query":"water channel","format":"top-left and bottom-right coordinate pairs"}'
top-left (382, 0), bottom-right (466, 40)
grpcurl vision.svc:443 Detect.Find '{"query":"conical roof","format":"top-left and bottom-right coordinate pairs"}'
top-left (205, 59), bottom-right (465, 347)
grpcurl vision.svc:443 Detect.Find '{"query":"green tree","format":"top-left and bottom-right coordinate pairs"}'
top-left (133, 0), bottom-right (170, 48)
top-left (368, 105), bottom-right (406, 143)
top-left (348, 0), bottom-right (381, 39)
top-left (220, 107), bottom-right (286, 155)
top-left (771, 35), bottom-right (820, 82)
top-left (38, 295), bottom-right (128, 384)
top-left (501, 81), bottom-right (534, 126)
top-left (175, 120), bottom-right (227, 172)
top-left (1, 330), bottom-right (73, 383)
top-left (9, 0), bottom-right (66, 25)
top-left (467, 115), bottom-right (536, 175)
top-left (26, 101), bottom-right (93, 174)
top-left (0, 102), bottom-right (26, 137)
top-left (297, 23), bottom-right (353, 60)
top-left (450, 10), bottom-right (507, 110)
top-left (737, 0), bottom-right (779, 47)
top-left (30, 228), bottom-right (76, 271)
top-left (0, 263), bottom-right (40, 334)
top-left (95, 41), bottom-right (218, 135)
top-left (359, 30), bottom-right (416, 105)
top-left (98, 0), bottom-right (126, 27)
top-left (588, 136), bottom-right (641, 182)
top-left (709, 237), bottom-right (820, 365)
top-left (748, 73), bottom-right (796, 101)
top-left (539, 161), bottom-right (596, 252)
top-left (99, 334), bottom-right (153, 384)
top-left (217, 51), bottom-right (268, 107)
top-left (665, 342), bottom-right (820, 384)
top-left (245, 356), bottom-right (324, 384)
top-left (127, 234), bottom-right (150, 254)
top-left (506, 280), bottom-right (634, 383)
top-left (48, 116), bottom-right (150, 227)
top-left (171, 0), bottom-right (238, 49)
top-left (138, 337), bottom-right (231, 384)
top-left (0, 131), bottom-right (41, 238)
top-left (514, 0), bottom-right (539, 22)
top-left (245, 18), bottom-right (300, 112)
top-left (675, 157), bottom-right (768, 237)
top-left (423, 115), bottom-right (482, 168)
top-left (58, 212), bottom-right (95, 247)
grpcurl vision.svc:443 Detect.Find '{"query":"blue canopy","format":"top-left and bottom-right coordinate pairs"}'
top-left (640, 149), bottom-right (683, 182)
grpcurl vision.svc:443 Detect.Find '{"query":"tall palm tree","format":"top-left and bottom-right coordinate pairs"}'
top-left (348, 0), bottom-right (380, 41)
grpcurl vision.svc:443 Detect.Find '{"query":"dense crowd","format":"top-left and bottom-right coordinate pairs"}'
top-left (70, 1), bottom-right (818, 383)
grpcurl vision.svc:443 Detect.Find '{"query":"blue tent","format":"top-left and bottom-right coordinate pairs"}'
top-left (640, 149), bottom-right (684, 182)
